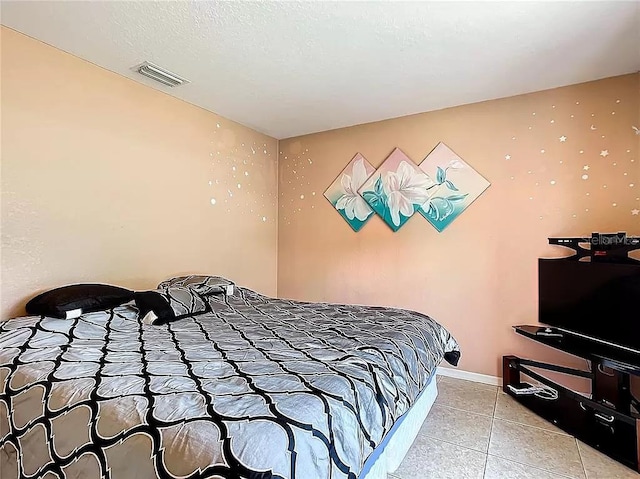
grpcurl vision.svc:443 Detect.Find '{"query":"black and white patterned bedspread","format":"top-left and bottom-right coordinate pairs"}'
top-left (0, 288), bottom-right (459, 479)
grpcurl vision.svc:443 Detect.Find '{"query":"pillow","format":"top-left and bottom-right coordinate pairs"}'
top-left (134, 286), bottom-right (208, 325)
top-left (26, 284), bottom-right (135, 319)
top-left (157, 275), bottom-right (235, 296)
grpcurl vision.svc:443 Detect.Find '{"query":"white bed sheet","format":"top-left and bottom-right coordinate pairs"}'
top-left (361, 377), bottom-right (438, 479)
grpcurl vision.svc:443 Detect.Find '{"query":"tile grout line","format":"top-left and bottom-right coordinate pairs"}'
top-left (436, 379), bottom-right (584, 478)
top-left (483, 421), bottom-right (586, 479)
top-left (481, 452), bottom-right (489, 478)
top-left (416, 432), bottom-right (576, 479)
top-left (433, 379), bottom-right (611, 479)
top-left (491, 416), bottom-right (572, 437)
top-left (494, 399), bottom-right (572, 435)
top-left (425, 379), bottom-right (496, 473)
top-left (489, 387), bottom-right (581, 478)
top-left (484, 453), bottom-right (579, 479)
top-left (435, 398), bottom-right (572, 436)
top-left (433, 400), bottom-right (497, 418)
top-left (482, 387), bottom-right (499, 478)
top-left (486, 447), bottom-right (585, 479)
top-left (576, 440), bottom-right (589, 479)
top-left (420, 432), bottom-right (490, 456)
top-left (440, 381), bottom-right (580, 427)
top-left (493, 389), bottom-right (571, 436)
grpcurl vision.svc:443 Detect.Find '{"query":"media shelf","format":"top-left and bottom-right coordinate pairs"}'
top-left (515, 325), bottom-right (640, 375)
top-left (504, 326), bottom-right (640, 471)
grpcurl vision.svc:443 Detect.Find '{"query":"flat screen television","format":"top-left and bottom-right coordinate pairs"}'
top-left (539, 259), bottom-right (640, 352)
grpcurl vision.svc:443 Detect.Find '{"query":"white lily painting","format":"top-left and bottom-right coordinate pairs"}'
top-left (324, 153), bottom-right (376, 231)
top-left (358, 148), bottom-right (433, 231)
top-left (418, 142), bottom-right (490, 232)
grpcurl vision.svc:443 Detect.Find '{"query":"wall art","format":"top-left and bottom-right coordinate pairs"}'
top-left (418, 142), bottom-right (490, 232)
top-left (358, 148), bottom-right (433, 231)
top-left (324, 153), bottom-right (376, 231)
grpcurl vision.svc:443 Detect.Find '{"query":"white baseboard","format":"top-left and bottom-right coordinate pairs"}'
top-left (436, 366), bottom-right (501, 387)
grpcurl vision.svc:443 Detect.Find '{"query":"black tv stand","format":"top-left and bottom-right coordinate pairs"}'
top-left (504, 325), bottom-right (640, 471)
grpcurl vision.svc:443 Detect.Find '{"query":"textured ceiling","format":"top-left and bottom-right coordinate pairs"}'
top-left (2, 1), bottom-right (639, 139)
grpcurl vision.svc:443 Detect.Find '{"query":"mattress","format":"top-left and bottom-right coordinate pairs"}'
top-left (0, 286), bottom-right (459, 479)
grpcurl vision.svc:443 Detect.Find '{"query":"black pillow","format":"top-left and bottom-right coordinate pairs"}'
top-left (26, 284), bottom-right (134, 319)
top-left (135, 286), bottom-right (208, 325)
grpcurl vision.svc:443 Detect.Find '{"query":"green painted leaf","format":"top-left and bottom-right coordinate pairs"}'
top-left (436, 166), bottom-right (446, 183)
top-left (429, 196), bottom-right (456, 221)
top-left (426, 202), bottom-right (437, 220)
top-left (374, 175), bottom-right (384, 195)
top-left (445, 180), bottom-right (459, 191)
top-left (446, 194), bottom-right (468, 202)
top-left (362, 191), bottom-right (378, 203)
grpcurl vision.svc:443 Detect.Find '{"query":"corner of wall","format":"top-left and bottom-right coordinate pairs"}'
top-left (275, 138), bottom-right (280, 298)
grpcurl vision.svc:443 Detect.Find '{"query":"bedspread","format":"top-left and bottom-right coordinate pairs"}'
top-left (0, 288), bottom-right (459, 479)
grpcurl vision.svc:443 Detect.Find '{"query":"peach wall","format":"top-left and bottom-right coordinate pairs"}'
top-left (1, 27), bottom-right (278, 319)
top-left (2, 26), bottom-right (639, 379)
top-left (278, 74), bottom-right (640, 378)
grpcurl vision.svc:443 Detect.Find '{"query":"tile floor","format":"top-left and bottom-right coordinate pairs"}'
top-left (390, 375), bottom-right (640, 479)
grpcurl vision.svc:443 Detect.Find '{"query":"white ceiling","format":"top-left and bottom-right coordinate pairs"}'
top-left (2, 1), bottom-right (639, 139)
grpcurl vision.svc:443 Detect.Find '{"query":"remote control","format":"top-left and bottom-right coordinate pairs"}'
top-left (536, 328), bottom-right (563, 338)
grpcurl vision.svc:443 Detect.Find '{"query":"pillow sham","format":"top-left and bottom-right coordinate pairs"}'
top-left (25, 284), bottom-right (135, 319)
top-left (157, 275), bottom-right (235, 296)
top-left (134, 286), bottom-right (208, 325)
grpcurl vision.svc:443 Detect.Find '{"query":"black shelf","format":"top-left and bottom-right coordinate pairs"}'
top-left (514, 325), bottom-right (640, 373)
top-left (506, 234), bottom-right (640, 471)
top-left (505, 325), bottom-right (640, 472)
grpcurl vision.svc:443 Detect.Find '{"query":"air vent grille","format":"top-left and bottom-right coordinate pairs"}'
top-left (133, 62), bottom-right (189, 87)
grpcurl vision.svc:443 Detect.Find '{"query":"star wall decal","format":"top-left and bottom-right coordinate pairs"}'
top-left (559, 136), bottom-right (567, 142)
top-left (633, 126), bottom-right (639, 135)
top-left (583, 165), bottom-right (590, 171)
top-left (505, 155), bottom-right (511, 160)
top-left (632, 209), bottom-right (639, 216)
top-left (600, 150), bottom-right (609, 157)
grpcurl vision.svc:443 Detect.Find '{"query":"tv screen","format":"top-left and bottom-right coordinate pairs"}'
top-left (539, 259), bottom-right (640, 351)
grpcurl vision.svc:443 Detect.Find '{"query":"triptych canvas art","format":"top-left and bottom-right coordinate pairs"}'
top-left (324, 143), bottom-right (490, 232)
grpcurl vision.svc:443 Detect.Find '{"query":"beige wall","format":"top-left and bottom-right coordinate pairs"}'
top-left (278, 74), bottom-right (640, 378)
top-left (2, 26), bottom-right (639, 379)
top-left (1, 27), bottom-right (278, 318)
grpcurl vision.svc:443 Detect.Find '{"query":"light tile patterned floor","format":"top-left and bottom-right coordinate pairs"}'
top-left (389, 375), bottom-right (640, 479)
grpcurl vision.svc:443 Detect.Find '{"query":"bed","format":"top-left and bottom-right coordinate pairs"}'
top-left (0, 285), bottom-right (459, 479)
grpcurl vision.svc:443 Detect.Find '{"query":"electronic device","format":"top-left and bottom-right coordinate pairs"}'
top-left (548, 232), bottom-right (640, 263)
top-left (507, 382), bottom-right (559, 400)
top-left (539, 256), bottom-right (640, 353)
top-left (507, 382), bottom-right (537, 395)
top-left (535, 327), bottom-right (563, 338)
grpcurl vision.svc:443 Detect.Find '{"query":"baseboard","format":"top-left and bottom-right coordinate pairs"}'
top-left (436, 367), bottom-right (501, 387)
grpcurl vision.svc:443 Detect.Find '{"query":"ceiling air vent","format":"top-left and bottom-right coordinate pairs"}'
top-left (133, 61), bottom-right (189, 87)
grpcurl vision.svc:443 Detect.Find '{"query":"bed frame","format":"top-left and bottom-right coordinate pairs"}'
top-left (361, 377), bottom-right (438, 478)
